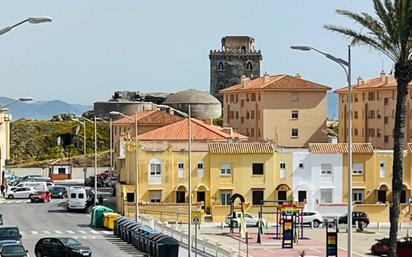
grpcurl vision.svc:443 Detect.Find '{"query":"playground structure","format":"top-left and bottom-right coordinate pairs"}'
top-left (228, 193), bottom-right (306, 248)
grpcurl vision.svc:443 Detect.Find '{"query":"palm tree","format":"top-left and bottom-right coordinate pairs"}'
top-left (325, 1), bottom-right (412, 256)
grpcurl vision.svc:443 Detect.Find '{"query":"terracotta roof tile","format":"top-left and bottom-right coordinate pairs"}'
top-left (208, 143), bottom-right (274, 154)
top-left (335, 74), bottom-right (409, 93)
top-left (138, 118), bottom-right (248, 141)
top-left (309, 143), bottom-right (374, 154)
top-left (113, 110), bottom-right (183, 125)
top-left (220, 74), bottom-right (331, 93)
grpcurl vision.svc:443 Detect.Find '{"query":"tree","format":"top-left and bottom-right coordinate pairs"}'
top-left (325, 1), bottom-right (412, 256)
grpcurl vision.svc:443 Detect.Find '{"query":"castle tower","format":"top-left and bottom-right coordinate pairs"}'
top-left (209, 36), bottom-right (262, 101)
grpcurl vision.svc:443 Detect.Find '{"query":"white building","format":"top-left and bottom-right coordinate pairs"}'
top-left (291, 146), bottom-right (343, 214)
top-left (0, 112), bottom-right (11, 184)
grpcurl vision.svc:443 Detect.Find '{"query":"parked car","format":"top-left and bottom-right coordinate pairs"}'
top-left (97, 170), bottom-right (111, 180)
top-left (50, 187), bottom-right (67, 198)
top-left (0, 243), bottom-right (28, 257)
top-left (338, 211), bottom-right (370, 227)
top-left (0, 226), bottom-right (21, 243)
top-left (371, 238), bottom-right (390, 256)
top-left (67, 187), bottom-right (94, 212)
top-left (302, 211), bottom-right (323, 228)
top-left (6, 187), bottom-right (36, 199)
top-left (225, 212), bottom-right (266, 227)
top-left (30, 191), bottom-right (51, 203)
top-left (46, 182), bottom-right (55, 191)
top-left (105, 176), bottom-right (117, 187)
top-left (35, 237), bottom-right (92, 257)
top-left (0, 214), bottom-right (3, 226)
top-left (9, 182), bottom-right (48, 192)
top-left (20, 175), bottom-right (43, 182)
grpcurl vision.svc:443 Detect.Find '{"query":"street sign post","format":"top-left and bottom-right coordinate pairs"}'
top-left (193, 215), bottom-right (199, 257)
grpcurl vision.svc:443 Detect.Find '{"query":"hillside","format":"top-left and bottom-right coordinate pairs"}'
top-left (8, 119), bottom-right (110, 166)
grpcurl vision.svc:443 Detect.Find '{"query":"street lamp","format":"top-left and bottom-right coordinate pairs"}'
top-left (291, 44), bottom-right (352, 257)
top-left (157, 104), bottom-right (192, 257)
top-left (0, 17), bottom-right (52, 36)
top-left (109, 111), bottom-right (139, 222)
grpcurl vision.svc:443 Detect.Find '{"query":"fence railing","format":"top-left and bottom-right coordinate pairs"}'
top-left (139, 214), bottom-right (247, 257)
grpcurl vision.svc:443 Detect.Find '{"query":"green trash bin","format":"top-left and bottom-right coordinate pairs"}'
top-left (90, 206), bottom-right (114, 228)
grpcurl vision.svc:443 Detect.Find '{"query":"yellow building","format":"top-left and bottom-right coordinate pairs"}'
top-left (0, 112), bottom-right (11, 185)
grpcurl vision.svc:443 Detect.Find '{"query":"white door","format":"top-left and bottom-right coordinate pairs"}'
top-left (14, 188), bottom-right (30, 198)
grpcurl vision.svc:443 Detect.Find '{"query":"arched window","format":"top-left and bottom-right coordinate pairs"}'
top-left (246, 60), bottom-right (253, 71)
top-left (148, 158), bottom-right (162, 184)
top-left (217, 61), bottom-right (224, 71)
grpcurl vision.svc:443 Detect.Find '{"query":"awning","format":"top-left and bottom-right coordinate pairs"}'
top-left (276, 184), bottom-right (291, 191)
top-left (376, 182), bottom-right (389, 190)
top-left (194, 183), bottom-right (210, 192)
top-left (174, 184), bottom-right (188, 191)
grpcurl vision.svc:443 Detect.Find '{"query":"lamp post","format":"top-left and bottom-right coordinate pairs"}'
top-left (0, 97), bottom-right (34, 186)
top-left (109, 116), bottom-right (113, 175)
top-left (291, 44), bottom-right (352, 257)
top-left (0, 17), bottom-right (52, 36)
top-left (109, 111), bottom-right (139, 221)
top-left (156, 104), bottom-right (192, 256)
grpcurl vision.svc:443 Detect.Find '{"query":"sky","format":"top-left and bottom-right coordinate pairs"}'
top-left (0, 1), bottom-right (391, 105)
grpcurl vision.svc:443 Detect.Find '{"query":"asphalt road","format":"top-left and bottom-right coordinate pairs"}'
top-left (0, 198), bottom-right (144, 257)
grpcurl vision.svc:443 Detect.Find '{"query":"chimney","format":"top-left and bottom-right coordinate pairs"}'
top-left (168, 108), bottom-right (174, 115)
top-left (380, 70), bottom-right (386, 81)
top-left (241, 75), bottom-right (250, 87)
top-left (205, 117), bottom-right (213, 125)
top-left (357, 76), bottom-right (364, 85)
top-left (222, 127), bottom-right (233, 136)
top-left (295, 73), bottom-right (302, 79)
top-left (264, 72), bottom-right (270, 83)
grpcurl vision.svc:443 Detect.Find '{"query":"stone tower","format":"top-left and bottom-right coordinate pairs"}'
top-left (209, 36), bottom-right (262, 101)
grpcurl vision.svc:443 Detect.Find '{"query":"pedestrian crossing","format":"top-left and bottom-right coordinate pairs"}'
top-left (19, 229), bottom-right (113, 239)
top-left (0, 199), bottom-right (29, 204)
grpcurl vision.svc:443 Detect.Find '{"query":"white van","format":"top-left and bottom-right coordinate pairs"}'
top-left (10, 182), bottom-right (48, 192)
top-left (67, 187), bottom-right (93, 212)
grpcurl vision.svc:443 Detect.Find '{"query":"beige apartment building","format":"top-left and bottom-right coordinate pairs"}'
top-left (336, 72), bottom-right (410, 149)
top-left (0, 112), bottom-right (11, 185)
top-left (220, 74), bottom-right (330, 147)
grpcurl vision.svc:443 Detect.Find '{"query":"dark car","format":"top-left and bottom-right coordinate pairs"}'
top-left (50, 187), bottom-right (67, 198)
top-left (0, 214), bottom-right (3, 226)
top-left (371, 238), bottom-right (390, 256)
top-left (338, 211), bottom-right (370, 227)
top-left (0, 227), bottom-right (21, 243)
top-left (0, 243), bottom-right (28, 257)
top-left (0, 243), bottom-right (29, 257)
top-left (35, 237), bottom-right (91, 257)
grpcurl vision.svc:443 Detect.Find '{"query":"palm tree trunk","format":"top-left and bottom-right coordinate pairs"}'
top-left (389, 71), bottom-right (410, 257)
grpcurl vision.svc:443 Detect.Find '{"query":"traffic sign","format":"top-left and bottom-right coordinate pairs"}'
top-left (191, 210), bottom-right (202, 224)
top-left (193, 216), bottom-right (199, 225)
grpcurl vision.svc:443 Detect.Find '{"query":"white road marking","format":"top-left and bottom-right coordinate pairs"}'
top-left (102, 231), bottom-right (112, 235)
top-left (90, 230), bottom-right (100, 235)
top-left (31, 231), bottom-right (39, 235)
top-left (82, 236), bottom-right (88, 239)
top-left (55, 230), bottom-right (63, 234)
top-left (43, 231), bottom-right (51, 235)
top-left (66, 230), bottom-right (75, 234)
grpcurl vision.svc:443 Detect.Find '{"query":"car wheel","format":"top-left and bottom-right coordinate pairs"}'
top-left (28, 194), bottom-right (33, 199)
top-left (7, 195), bottom-right (13, 199)
top-left (313, 220), bottom-right (321, 228)
top-left (35, 250), bottom-right (43, 257)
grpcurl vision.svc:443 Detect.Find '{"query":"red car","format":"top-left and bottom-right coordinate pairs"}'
top-left (371, 238), bottom-right (412, 256)
top-left (30, 191), bottom-right (51, 203)
top-left (371, 238), bottom-right (390, 256)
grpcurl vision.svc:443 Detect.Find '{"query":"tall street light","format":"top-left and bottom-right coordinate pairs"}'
top-left (109, 111), bottom-right (139, 222)
top-left (291, 44), bottom-right (352, 257)
top-left (0, 17), bottom-right (52, 36)
top-left (157, 104), bottom-right (192, 257)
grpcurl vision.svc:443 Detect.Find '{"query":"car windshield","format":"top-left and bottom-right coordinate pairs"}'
top-left (52, 187), bottom-right (64, 193)
top-left (0, 228), bottom-right (19, 238)
top-left (60, 238), bottom-right (81, 246)
top-left (1, 245), bottom-right (25, 254)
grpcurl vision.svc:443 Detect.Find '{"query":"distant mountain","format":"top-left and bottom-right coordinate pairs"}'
top-left (0, 97), bottom-right (91, 120)
top-left (327, 92), bottom-right (339, 120)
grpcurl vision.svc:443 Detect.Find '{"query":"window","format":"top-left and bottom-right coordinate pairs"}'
top-left (354, 94), bottom-right (358, 102)
top-left (58, 167), bottom-right (66, 174)
top-left (241, 99), bottom-right (245, 107)
top-left (217, 61), bottom-right (224, 71)
top-left (252, 190), bottom-right (264, 205)
top-left (235, 111), bottom-right (239, 119)
top-left (78, 193), bottom-right (84, 199)
top-left (252, 163), bottom-right (264, 175)
top-left (277, 191), bottom-right (287, 203)
top-left (377, 111), bottom-right (381, 119)
top-left (178, 161), bottom-right (184, 178)
top-left (384, 116), bottom-right (389, 124)
top-left (377, 190), bottom-right (386, 203)
top-left (353, 189), bottom-right (364, 204)
top-left (354, 111), bottom-right (358, 119)
top-left (354, 128), bottom-right (358, 136)
top-left (291, 128), bottom-right (299, 137)
top-left (247, 94), bottom-right (250, 101)
top-left (291, 110), bottom-right (299, 119)
top-left (291, 92), bottom-right (299, 101)
top-left (379, 161), bottom-right (386, 178)
top-left (246, 60), bottom-right (253, 71)
top-left (251, 128), bottom-right (255, 137)
top-left (368, 92), bottom-right (375, 101)
top-left (280, 162), bottom-right (286, 179)
top-left (298, 191), bottom-right (307, 203)
top-left (149, 159), bottom-right (162, 184)
top-left (320, 189), bottom-right (333, 203)
top-left (384, 97), bottom-right (389, 105)
top-left (299, 163), bottom-right (304, 169)
top-left (150, 191), bottom-right (161, 203)
top-left (377, 129), bottom-right (381, 138)
top-left (246, 112), bottom-right (250, 119)
top-left (176, 191), bottom-right (186, 203)
top-left (230, 94), bottom-right (234, 102)
top-left (70, 193), bottom-right (76, 199)
top-left (369, 110), bottom-right (375, 119)
top-left (221, 191), bottom-right (232, 205)
top-left (220, 164), bottom-right (232, 176)
top-left (401, 190), bottom-right (407, 203)
top-left (251, 111), bottom-right (255, 119)
top-left (126, 192), bottom-right (134, 202)
top-left (251, 93), bottom-right (256, 101)
top-left (321, 164), bottom-right (333, 182)
top-left (353, 163), bottom-right (364, 175)
top-left (368, 128), bottom-right (375, 138)
top-left (384, 135), bottom-right (389, 143)
top-left (197, 162), bottom-right (204, 178)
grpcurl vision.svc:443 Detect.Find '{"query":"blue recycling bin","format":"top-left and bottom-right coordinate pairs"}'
top-left (114, 217), bottom-right (129, 237)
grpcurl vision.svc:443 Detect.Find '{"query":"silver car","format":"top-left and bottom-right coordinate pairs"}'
top-left (225, 212), bottom-right (266, 227)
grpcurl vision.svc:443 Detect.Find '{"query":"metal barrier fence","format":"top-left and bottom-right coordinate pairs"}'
top-left (139, 214), bottom-right (247, 257)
